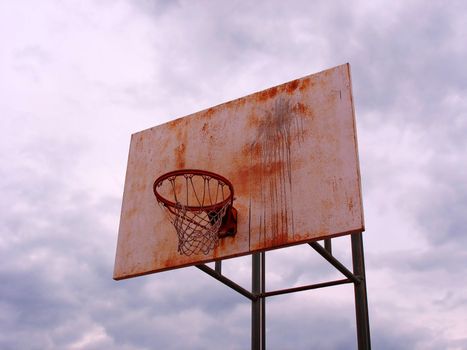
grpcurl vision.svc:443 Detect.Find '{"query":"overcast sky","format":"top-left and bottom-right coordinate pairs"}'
top-left (1, 0), bottom-right (467, 349)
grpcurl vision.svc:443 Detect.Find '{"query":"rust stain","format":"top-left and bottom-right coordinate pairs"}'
top-left (249, 98), bottom-right (305, 247)
top-left (254, 77), bottom-right (308, 103)
top-left (292, 102), bottom-right (313, 117)
top-left (167, 116), bottom-right (185, 130)
top-left (270, 212), bottom-right (289, 246)
top-left (299, 77), bottom-right (312, 91)
top-left (256, 86), bottom-right (278, 102)
top-left (284, 79), bottom-right (299, 94)
top-left (245, 110), bottom-right (262, 129)
top-left (172, 119), bottom-right (187, 169)
top-left (247, 101), bottom-right (311, 131)
top-left (163, 254), bottom-right (178, 269)
top-left (232, 165), bottom-right (250, 197)
top-left (225, 96), bottom-right (247, 110)
top-left (175, 143), bottom-right (186, 168)
top-left (203, 107), bottom-right (216, 119)
top-left (235, 97), bottom-right (246, 108)
top-left (213, 236), bottom-right (230, 257)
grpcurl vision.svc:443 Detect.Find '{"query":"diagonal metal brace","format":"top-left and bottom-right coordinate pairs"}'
top-left (196, 264), bottom-right (257, 301)
top-left (309, 242), bottom-right (362, 284)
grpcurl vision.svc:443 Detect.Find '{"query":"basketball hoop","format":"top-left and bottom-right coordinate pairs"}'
top-left (153, 169), bottom-right (237, 256)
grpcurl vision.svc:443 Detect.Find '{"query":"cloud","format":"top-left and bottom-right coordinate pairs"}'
top-left (1, 0), bottom-right (467, 349)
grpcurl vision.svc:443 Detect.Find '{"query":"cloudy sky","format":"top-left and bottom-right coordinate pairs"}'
top-left (1, 0), bottom-right (467, 349)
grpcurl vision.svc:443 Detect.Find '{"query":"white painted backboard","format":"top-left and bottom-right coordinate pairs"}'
top-left (114, 63), bottom-right (364, 280)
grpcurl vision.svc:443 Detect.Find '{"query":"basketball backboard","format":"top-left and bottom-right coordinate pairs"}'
top-left (114, 63), bottom-right (364, 280)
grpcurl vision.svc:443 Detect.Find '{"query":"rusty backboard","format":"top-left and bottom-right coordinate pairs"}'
top-left (114, 63), bottom-right (364, 280)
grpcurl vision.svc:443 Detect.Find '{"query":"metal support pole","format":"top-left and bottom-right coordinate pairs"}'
top-left (324, 238), bottom-right (332, 254)
top-left (351, 232), bottom-right (371, 350)
top-left (261, 278), bottom-right (353, 298)
top-left (196, 264), bottom-right (255, 301)
top-left (261, 252), bottom-right (266, 350)
top-left (309, 242), bottom-right (360, 283)
top-left (251, 252), bottom-right (265, 350)
top-left (198, 236), bottom-right (370, 349)
top-left (215, 260), bottom-right (222, 274)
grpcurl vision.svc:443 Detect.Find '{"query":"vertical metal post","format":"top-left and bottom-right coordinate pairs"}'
top-left (252, 253), bottom-right (261, 350)
top-left (251, 252), bottom-right (265, 350)
top-left (324, 238), bottom-right (332, 254)
top-left (215, 260), bottom-right (222, 274)
top-left (351, 232), bottom-right (371, 350)
top-left (261, 252), bottom-right (266, 350)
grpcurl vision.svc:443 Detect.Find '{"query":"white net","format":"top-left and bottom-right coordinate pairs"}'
top-left (163, 201), bottom-right (229, 256)
top-left (154, 171), bottom-right (233, 256)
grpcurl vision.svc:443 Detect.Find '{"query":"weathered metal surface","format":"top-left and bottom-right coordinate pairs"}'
top-left (114, 63), bottom-right (364, 280)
